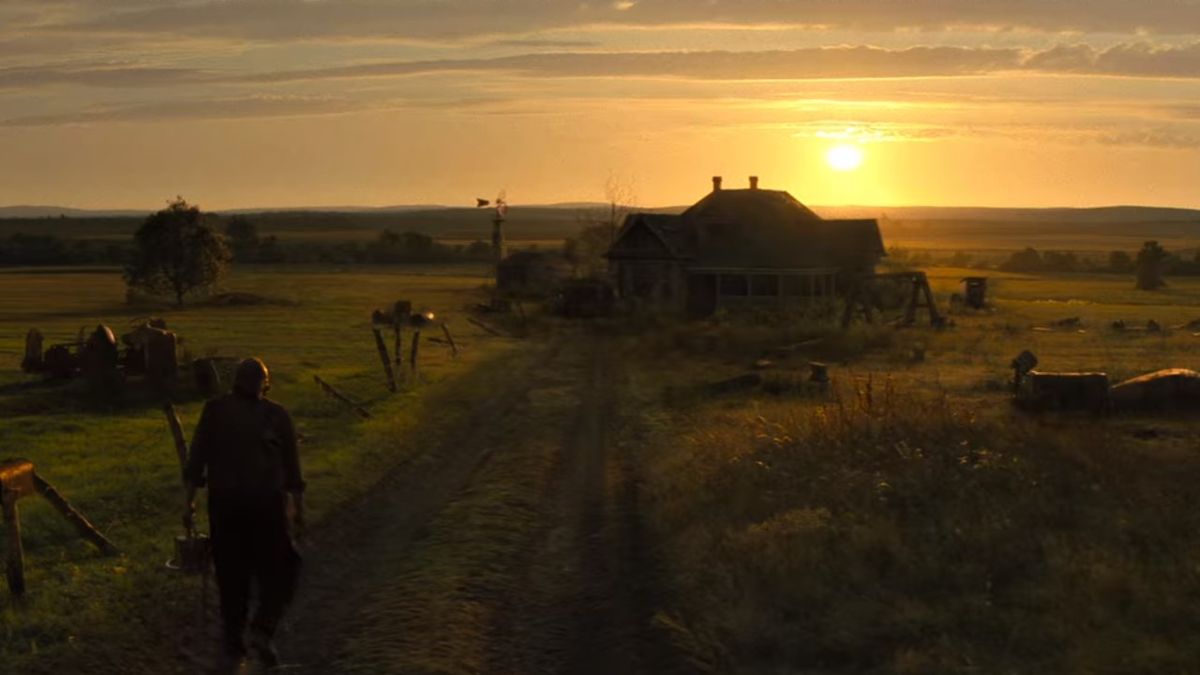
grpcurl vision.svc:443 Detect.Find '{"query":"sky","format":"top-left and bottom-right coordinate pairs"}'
top-left (1, 1), bottom-right (1199, 210)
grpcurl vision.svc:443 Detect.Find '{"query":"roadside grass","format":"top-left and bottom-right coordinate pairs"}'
top-left (0, 264), bottom-right (516, 673)
top-left (630, 267), bottom-right (1200, 674)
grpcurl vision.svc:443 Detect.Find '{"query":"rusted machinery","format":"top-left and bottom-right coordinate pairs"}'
top-left (21, 319), bottom-right (181, 391)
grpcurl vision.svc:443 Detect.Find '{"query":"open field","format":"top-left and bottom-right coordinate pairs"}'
top-left (616, 269), bottom-right (1200, 673)
top-left (0, 264), bottom-right (520, 673)
top-left (3, 262), bottom-right (1200, 673)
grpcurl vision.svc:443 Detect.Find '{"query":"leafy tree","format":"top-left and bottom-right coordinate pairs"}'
top-left (1135, 240), bottom-right (1168, 290)
top-left (1000, 247), bottom-right (1043, 272)
top-left (1042, 251), bottom-right (1079, 273)
top-left (124, 198), bottom-right (231, 306)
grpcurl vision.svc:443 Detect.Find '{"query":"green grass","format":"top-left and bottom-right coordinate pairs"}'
top-left (0, 264), bottom-right (518, 673)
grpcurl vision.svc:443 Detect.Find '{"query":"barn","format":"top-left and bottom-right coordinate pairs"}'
top-left (605, 176), bottom-right (885, 316)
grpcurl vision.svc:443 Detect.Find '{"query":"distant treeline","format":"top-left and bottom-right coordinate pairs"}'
top-left (0, 217), bottom-right (497, 266)
top-left (995, 245), bottom-right (1200, 276)
top-left (887, 244), bottom-right (1200, 276)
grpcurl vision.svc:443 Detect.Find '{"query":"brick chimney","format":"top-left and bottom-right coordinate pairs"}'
top-left (712, 176), bottom-right (722, 192)
top-left (749, 176), bottom-right (759, 190)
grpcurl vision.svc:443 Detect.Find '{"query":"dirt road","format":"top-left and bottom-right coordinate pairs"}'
top-left (269, 337), bottom-right (692, 674)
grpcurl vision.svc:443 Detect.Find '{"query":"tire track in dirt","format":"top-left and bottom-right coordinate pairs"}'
top-left (274, 336), bottom-right (694, 674)
top-left (274, 341), bottom-right (567, 672)
top-left (485, 339), bottom-right (696, 675)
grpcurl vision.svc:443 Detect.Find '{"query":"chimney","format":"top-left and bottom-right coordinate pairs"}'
top-left (749, 176), bottom-right (759, 190)
top-left (712, 176), bottom-right (722, 192)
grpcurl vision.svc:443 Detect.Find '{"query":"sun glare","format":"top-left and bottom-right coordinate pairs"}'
top-left (827, 145), bottom-right (865, 172)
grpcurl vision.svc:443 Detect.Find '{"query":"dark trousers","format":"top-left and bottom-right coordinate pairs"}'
top-left (208, 492), bottom-right (301, 653)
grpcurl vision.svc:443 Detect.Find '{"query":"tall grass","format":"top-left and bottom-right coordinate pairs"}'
top-left (643, 376), bottom-right (1200, 673)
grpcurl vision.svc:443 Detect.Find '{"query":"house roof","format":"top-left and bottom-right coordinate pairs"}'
top-left (683, 188), bottom-right (822, 224)
top-left (608, 186), bottom-right (885, 270)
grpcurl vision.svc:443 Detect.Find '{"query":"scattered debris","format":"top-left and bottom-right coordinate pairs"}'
top-left (1111, 319), bottom-right (1166, 334)
top-left (961, 277), bottom-right (989, 310)
top-left (468, 317), bottom-right (505, 337)
top-left (1011, 350), bottom-right (1039, 392)
top-left (20, 329), bottom-right (43, 373)
top-left (768, 338), bottom-right (823, 360)
top-left (703, 373), bottom-right (764, 396)
top-left (192, 358), bottom-right (223, 398)
top-left (2, 459), bottom-right (119, 596)
top-left (752, 359), bottom-right (774, 370)
top-left (370, 322), bottom-right (398, 393)
top-left (809, 361), bottom-right (831, 386)
top-left (440, 324), bottom-right (459, 357)
top-left (313, 375), bottom-right (371, 419)
top-left (1017, 370), bottom-right (1111, 412)
top-left (1110, 369), bottom-right (1200, 411)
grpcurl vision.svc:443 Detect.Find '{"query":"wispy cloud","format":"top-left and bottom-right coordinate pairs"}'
top-left (41, 0), bottom-right (1200, 40)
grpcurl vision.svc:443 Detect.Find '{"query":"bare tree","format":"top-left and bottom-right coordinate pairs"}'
top-left (564, 171), bottom-right (638, 278)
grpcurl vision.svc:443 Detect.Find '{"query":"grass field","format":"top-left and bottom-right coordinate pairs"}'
top-left (0, 264), bottom-right (519, 673)
top-left (617, 268), bottom-right (1200, 673)
top-left (4, 261), bottom-right (1200, 673)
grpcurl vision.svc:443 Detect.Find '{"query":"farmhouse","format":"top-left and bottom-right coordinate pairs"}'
top-left (605, 176), bottom-right (885, 316)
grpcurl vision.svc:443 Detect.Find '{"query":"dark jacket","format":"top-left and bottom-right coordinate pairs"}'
top-left (185, 393), bottom-right (305, 497)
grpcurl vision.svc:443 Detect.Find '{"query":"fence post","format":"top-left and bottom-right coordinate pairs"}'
top-left (410, 330), bottom-right (421, 381)
top-left (372, 328), bottom-right (398, 393)
top-left (2, 490), bottom-right (23, 597)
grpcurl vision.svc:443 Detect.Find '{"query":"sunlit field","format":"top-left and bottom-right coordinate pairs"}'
top-left (5, 261), bottom-right (1200, 673)
top-left (0, 265), bottom-right (519, 673)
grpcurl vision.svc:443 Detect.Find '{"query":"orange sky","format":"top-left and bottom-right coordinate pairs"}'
top-left (1, 1), bottom-right (1198, 209)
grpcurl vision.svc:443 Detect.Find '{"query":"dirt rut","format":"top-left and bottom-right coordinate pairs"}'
top-left (268, 338), bottom-right (693, 674)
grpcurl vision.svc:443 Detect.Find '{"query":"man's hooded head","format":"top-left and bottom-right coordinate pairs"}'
top-left (233, 357), bottom-right (270, 398)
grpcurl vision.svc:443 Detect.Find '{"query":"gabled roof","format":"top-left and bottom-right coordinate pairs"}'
top-left (607, 185), bottom-right (885, 271)
top-left (607, 213), bottom-right (691, 259)
top-left (683, 188), bottom-right (822, 225)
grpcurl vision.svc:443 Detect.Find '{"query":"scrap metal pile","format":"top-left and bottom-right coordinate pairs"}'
top-left (20, 319), bottom-right (180, 391)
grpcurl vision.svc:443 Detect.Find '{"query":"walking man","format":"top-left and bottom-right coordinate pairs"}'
top-left (184, 357), bottom-right (305, 670)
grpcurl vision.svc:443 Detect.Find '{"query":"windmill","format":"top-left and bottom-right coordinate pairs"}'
top-left (475, 189), bottom-right (508, 264)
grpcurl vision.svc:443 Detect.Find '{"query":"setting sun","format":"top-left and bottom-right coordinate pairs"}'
top-left (827, 145), bottom-right (865, 172)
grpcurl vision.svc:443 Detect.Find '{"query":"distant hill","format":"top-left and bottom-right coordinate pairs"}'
top-left (0, 206), bottom-right (148, 218)
top-left (813, 205), bottom-right (1200, 224)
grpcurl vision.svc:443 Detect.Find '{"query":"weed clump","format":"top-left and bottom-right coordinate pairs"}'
top-left (644, 377), bottom-right (1200, 673)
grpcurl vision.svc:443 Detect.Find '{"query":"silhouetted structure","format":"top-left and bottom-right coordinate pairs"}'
top-left (497, 250), bottom-right (573, 294)
top-left (605, 176), bottom-right (884, 316)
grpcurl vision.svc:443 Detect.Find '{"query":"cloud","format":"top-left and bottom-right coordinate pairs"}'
top-left (231, 42), bottom-right (1200, 83)
top-left (1028, 42), bottom-right (1200, 78)
top-left (42, 0), bottom-right (1200, 40)
top-left (4, 41), bottom-right (1197, 94)
top-left (0, 95), bottom-right (363, 126)
top-left (0, 63), bottom-right (207, 88)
